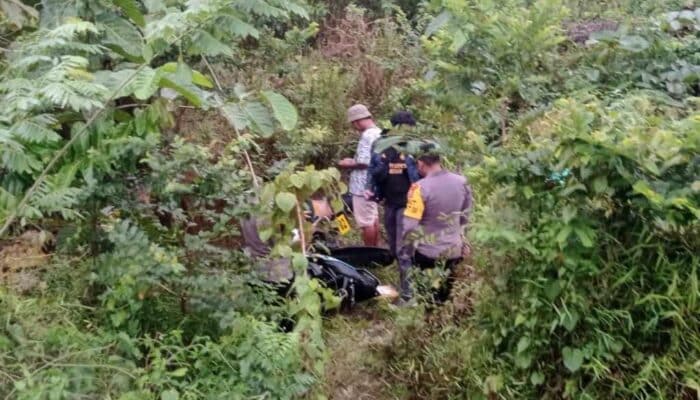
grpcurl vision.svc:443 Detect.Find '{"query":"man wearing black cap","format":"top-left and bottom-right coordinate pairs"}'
top-left (364, 111), bottom-right (420, 258)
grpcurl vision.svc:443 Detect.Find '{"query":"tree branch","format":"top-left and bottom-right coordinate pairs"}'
top-left (202, 55), bottom-right (260, 188)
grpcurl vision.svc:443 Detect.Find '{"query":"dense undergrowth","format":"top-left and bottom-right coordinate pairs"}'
top-left (0, 0), bottom-right (698, 399)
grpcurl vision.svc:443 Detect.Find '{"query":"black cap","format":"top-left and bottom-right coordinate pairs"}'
top-left (390, 111), bottom-right (417, 127)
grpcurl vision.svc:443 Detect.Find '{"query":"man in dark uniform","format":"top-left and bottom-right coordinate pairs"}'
top-left (397, 144), bottom-right (473, 303)
top-left (364, 111), bottom-right (420, 258)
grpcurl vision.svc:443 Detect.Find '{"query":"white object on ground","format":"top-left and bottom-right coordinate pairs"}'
top-left (376, 285), bottom-right (399, 300)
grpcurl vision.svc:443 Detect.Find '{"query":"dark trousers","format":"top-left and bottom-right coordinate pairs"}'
top-left (414, 252), bottom-right (462, 303)
top-left (384, 205), bottom-right (404, 258)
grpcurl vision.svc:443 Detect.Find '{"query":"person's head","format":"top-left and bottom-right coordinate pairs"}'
top-left (416, 143), bottom-right (441, 177)
top-left (347, 104), bottom-right (375, 132)
top-left (390, 110), bottom-right (417, 128)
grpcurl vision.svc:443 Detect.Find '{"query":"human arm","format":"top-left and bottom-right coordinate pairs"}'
top-left (460, 181), bottom-right (473, 226)
top-left (367, 153), bottom-right (389, 183)
top-left (340, 132), bottom-right (375, 170)
top-left (406, 156), bottom-right (421, 183)
top-left (337, 158), bottom-right (368, 170)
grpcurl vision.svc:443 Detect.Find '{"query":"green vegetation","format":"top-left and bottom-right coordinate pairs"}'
top-left (1, 0), bottom-right (698, 399)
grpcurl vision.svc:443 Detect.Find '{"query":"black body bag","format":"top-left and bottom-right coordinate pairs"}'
top-left (307, 254), bottom-right (380, 309)
top-left (328, 246), bottom-right (394, 269)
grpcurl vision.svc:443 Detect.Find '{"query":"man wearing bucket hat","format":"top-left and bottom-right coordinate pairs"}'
top-left (337, 104), bottom-right (382, 246)
top-left (397, 142), bottom-right (473, 304)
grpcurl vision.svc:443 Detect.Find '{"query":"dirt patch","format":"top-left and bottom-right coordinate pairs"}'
top-left (0, 230), bottom-right (51, 293)
top-left (323, 302), bottom-right (398, 400)
top-left (321, 261), bottom-right (479, 399)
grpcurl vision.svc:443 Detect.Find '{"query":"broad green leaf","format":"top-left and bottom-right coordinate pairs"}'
top-left (619, 35), bottom-right (649, 52)
top-left (450, 29), bottom-right (467, 53)
top-left (633, 181), bottom-right (663, 204)
top-left (132, 67), bottom-right (159, 100)
top-left (516, 336), bottom-right (530, 353)
top-left (560, 183), bottom-right (587, 197)
top-left (261, 91), bottom-right (298, 131)
top-left (678, 10), bottom-right (696, 22)
top-left (425, 10), bottom-right (451, 36)
top-left (292, 253), bottom-right (307, 270)
top-left (244, 101), bottom-right (275, 137)
top-left (220, 103), bottom-right (249, 131)
top-left (97, 12), bottom-right (144, 60)
top-left (592, 176), bottom-right (608, 193)
top-left (161, 389), bottom-right (179, 400)
top-left (530, 372), bottom-right (545, 385)
top-left (159, 76), bottom-right (205, 107)
top-left (188, 29), bottom-right (233, 57)
top-left (307, 172), bottom-right (322, 191)
top-left (275, 192), bottom-right (297, 213)
top-left (174, 61), bottom-right (193, 85)
top-left (159, 62), bottom-right (213, 88)
top-left (562, 206), bottom-right (577, 223)
top-left (259, 228), bottom-right (272, 242)
top-left (169, 367), bottom-right (187, 377)
top-left (556, 225), bottom-right (572, 246)
top-left (544, 280), bottom-right (562, 301)
top-left (561, 310), bottom-right (579, 332)
top-left (574, 227), bottom-right (594, 248)
top-left (562, 347), bottom-right (583, 372)
top-left (143, 0), bottom-right (166, 13)
top-left (290, 174), bottom-right (304, 189)
top-left (515, 352), bottom-right (532, 369)
top-left (114, 0), bottom-right (145, 27)
top-left (277, 245), bottom-right (293, 258)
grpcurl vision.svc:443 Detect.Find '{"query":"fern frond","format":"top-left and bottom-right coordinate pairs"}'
top-left (41, 82), bottom-right (105, 111)
top-left (231, 0), bottom-right (286, 18)
top-left (0, 186), bottom-right (42, 223)
top-left (188, 29), bottom-right (233, 57)
top-left (268, 0), bottom-right (309, 19)
top-left (217, 12), bottom-right (259, 39)
top-left (39, 0), bottom-right (81, 28)
top-left (9, 114), bottom-right (61, 143)
top-left (12, 55), bottom-right (53, 70)
top-left (46, 18), bottom-right (99, 39)
top-left (32, 38), bottom-right (105, 56)
top-left (0, 127), bottom-right (45, 173)
top-left (144, 12), bottom-right (186, 44)
top-left (28, 179), bottom-right (82, 220)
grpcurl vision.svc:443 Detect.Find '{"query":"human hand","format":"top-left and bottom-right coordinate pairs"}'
top-left (338, 158), bottom-right (354, 168)
top-left (364, 190), bottom-right (374, 200)
top-left (461, 242), bottom-right (472, 258)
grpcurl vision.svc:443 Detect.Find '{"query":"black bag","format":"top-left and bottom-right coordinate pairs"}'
top-left (328, 246), bottom-right (394, 268)
top-left (307, 254), bottom-right (379, 309)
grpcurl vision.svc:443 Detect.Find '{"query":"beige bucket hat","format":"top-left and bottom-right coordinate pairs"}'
top-left (347, 104), bottom-right (372, 123)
